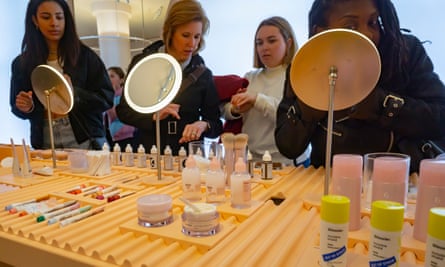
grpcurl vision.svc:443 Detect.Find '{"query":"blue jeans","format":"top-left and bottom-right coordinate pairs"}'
top-left (42, 117), bottom-right (105, 150)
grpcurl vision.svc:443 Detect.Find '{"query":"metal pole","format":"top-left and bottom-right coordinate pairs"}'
top-left (324, 66), bottom-right (337, 195)
top-left (45, 89), bottom-right (57, 169)
top-left (156, 111), bottom-right (162, 180)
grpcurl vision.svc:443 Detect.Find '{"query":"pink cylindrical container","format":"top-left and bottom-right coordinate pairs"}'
top-left (331, 154), bottom-right (363, 231)
top-left (413, 159), bottom-right (445, 242)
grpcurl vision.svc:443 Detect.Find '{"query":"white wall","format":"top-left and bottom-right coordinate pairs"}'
top-left (0, 1), bottom-right (29, 145)
top-left (1, 0), bottom-right (444, 145)
top-left (201, 0), bottom-right (445, 78)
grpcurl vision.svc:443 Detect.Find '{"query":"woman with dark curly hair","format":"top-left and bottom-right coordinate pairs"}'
top-left (275, 0), bottom-right (445, 172)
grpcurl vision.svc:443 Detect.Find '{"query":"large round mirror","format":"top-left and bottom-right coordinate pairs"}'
top-left (290, 29), bottom-right (381, 111)
top-left (124, 53), bottom-right (182, 114)
top-left (31, 64), bottom-right (74, 115)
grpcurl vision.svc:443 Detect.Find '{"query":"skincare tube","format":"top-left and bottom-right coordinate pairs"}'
top-left (320, 195), bottom-right (350, 267)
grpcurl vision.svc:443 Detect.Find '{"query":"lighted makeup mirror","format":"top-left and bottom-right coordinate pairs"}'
top-left (124, 52), bottom-right (182, 183)
top-left (290, 29), bottom-right (381, 194)
top-left (32, 64), bottom-right (74, 168)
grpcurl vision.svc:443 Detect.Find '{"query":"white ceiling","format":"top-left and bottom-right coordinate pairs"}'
top-left (71, 0), bottom-right (172, 53)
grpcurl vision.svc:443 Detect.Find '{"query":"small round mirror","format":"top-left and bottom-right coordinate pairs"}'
top-left (31, 65), bottom-right (74, 115)
top-left (124, 53), bottom-right (182, 114)
top-left (290, 29), bottom-right (381, 111)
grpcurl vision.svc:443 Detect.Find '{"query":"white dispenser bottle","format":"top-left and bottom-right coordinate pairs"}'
top-left (230, 157), bottom-right (251, 208)
top-left (205, 157), bottom-right (225, 204)
top-left (178, 146), bottom-right (187, 172)
top-left (247, 150), bottom-right (255, 178)
top-left (182, 155), bottom-right (201, 201)
top-left (261, 150), bottom-right (273, 180)
top-left (149, 145), bottom-right (158, 169)
top-left (163, 145), bottom-right (173, 171)
top-left (111, 143), bottom-right (122, 166)
top-left (124, 144), bottom-right (134, 167)
top-left (136, 144), bottom-right (147, 168)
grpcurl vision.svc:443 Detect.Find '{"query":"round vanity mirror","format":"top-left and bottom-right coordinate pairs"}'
top-left (290, 28), bottom-right (381, 111)
top-left (31, 64), bottom-right (74, 115)
top-left (124, 53), bottom-right (182, 114)
top-left (31, 64), bottom-right (74, 168)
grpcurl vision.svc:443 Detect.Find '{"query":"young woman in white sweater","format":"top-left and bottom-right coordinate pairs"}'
top-left (222, 16), bottom-right (310, 166)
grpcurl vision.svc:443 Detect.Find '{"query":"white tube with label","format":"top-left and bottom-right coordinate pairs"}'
top-left (369, 200), bottom-right (404, 266)
top-left (425, 207), bottom-right (445, 266)
top-left (320, 195), bottom-right (350, 267)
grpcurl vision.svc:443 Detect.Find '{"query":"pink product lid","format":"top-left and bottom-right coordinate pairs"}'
top-left (332, 154), bottom-right (363, 180)
top-left (137, 194), bottom-right (172, 213)
top-left (372, 157), bottom-right (409, 183)
top-left (419, 159), bottom-right (445, 186)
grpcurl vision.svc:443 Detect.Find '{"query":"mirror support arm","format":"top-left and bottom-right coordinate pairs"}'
top-left (156, 111), bottom-right (162, 180)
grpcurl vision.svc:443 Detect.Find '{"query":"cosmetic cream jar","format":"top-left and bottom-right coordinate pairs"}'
top-left (137, 194), bottom-right (173, 227)
top-left (181, 203), bottom-right (220, 237)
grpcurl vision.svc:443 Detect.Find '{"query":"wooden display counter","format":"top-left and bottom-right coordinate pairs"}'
top-left (0, 157), bottom-right (424, 266)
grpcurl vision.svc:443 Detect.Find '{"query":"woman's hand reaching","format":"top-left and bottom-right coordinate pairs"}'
top-left (179, 120), bottom-right (208, 143)
top-left (16, 91), bottom-right (34, 113)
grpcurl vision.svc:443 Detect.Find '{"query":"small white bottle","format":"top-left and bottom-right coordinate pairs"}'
top-left (182, 155), bottom-right (201, 201)
top-left (247, 150), bottom-right (255, 178)
top-left (320, 195), bottom-right (350, 267)
top-left (124, 144), bottom-right (134, 167)
top-left (163, 145), bottom-right (173, 171)
top-left (425, 207), bottom-right (445, 266)
top-left (178, 146), bottom-right (187, 172)
top-left (261, 150), bottom-right (273, 180)
top-left (136, 144), bottom-right (147, 168)
top-left (101, 143), bottom-right (111, 174)
top-left (102, 142), bottom-right (110, 152)
top-left (205, 157), bottom-right (226, 204)
top-left (111, 143), bottom-right (122, 166)
top-left (149, 145), bottom-right (158, 169)
top-left (369, 200), bottom-right (404, 267)
top-left (230, 157), bottom-right (251, 209)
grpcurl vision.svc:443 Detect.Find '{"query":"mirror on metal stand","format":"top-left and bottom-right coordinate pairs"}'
top-left (124, 53), bottom-right (182, 185)
top-left (290, 29), bottom-right (381, 195)
top-left (32, 65), bottom-right (74, 169)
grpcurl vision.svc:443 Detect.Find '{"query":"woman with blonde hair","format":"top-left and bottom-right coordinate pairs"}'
top-left (222, 16), bottom-right (310, 166)
top-left (117, 0), bottom-right (222, 155)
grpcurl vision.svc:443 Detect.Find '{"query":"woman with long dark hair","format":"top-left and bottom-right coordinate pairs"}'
top-left (10, 0), bottom-right (114, 149)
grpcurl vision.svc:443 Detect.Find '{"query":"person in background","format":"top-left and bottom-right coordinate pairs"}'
top-left (104, 66), bottom-right (138, 151)
top-left (275, 0), bottom-right (445, 172)
top-left (221, 16), bottom-right (310, 166)
top-left (10, 0), bottom-right (114, 150)
top-left (117, 0), bottom-right (222, 155)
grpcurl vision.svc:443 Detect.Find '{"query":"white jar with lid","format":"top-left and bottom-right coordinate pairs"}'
top-left (181, 203), bottom-right (220, 237)
top-left (137, 194), bottom-right (173, 227)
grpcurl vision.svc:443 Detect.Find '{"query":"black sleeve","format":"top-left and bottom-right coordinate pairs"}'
top-left (275, 66), bottom-right (324, 159)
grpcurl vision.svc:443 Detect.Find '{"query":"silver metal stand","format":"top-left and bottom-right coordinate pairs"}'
top-left (156, 111), bottom-right (162, 181)
top-left (45, 88), bottom-right (57, 169)
top-left (324, 66), bottom-right (337, 195)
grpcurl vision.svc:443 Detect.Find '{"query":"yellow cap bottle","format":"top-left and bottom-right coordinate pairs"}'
top-left (425, 207), bottom-right (445, 266)
top-left (369, 200), bottom-right (404, 266)
top-left (320, 195), bottom-right (350, 267)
